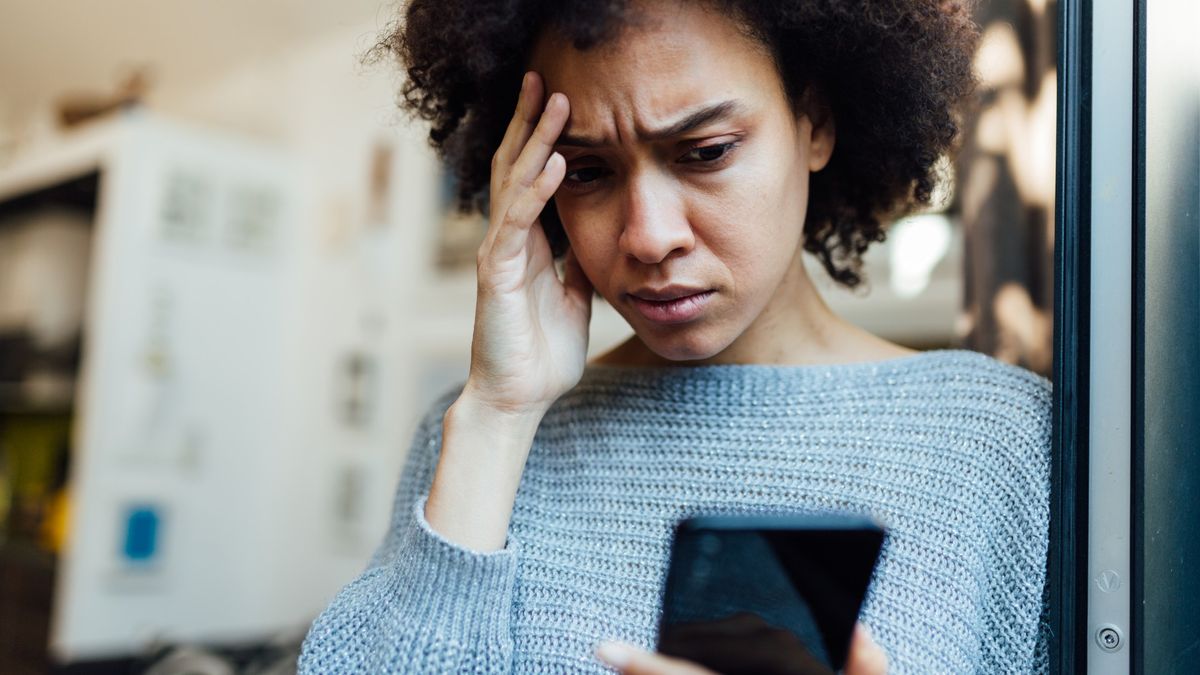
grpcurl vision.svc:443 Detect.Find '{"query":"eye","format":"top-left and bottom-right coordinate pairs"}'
top-left (564, 166), bottom-right (609, 184)
top-left (561, 164), bottom-right (612, 192)
top-left (679, 141), bottom-right (739, 164)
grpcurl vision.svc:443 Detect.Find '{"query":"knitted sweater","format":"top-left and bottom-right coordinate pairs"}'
top-left (299, 349), bottom-right (1052, 674)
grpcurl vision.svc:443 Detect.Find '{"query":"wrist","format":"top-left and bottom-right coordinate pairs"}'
top-left (440, 390), bottom-right (545, 479)
top-left (427, 392), bottom-right (545, 552)
top-left (454, 381), bottom-right (552, 430)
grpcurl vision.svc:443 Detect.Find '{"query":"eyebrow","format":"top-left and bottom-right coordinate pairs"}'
top-left (555, 100), bottom-right (745, 148)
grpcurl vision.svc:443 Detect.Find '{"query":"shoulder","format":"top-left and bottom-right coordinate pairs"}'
top-left (894, 350), bottom-right (1052, 488)
top-left (922, 350), bottom-right (1052, 503)
top-left (915, 349), bottom-right (1052, 441)
top-left (912, 348), bottom-right (1051, 398)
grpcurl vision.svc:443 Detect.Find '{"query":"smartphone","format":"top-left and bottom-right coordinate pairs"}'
top-left (656, 514), bottom-right (885, 675)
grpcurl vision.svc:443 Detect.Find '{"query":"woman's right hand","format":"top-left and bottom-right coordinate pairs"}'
top-left (464, 70), bottom-right (594, 417)
top-left (427, 72), bottom-right (592, 551)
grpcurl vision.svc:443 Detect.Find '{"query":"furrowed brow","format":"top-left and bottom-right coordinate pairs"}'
top-left (644, 100), bottom-right (743, 140)
top-left (555, 100), bottom-right (744, 148)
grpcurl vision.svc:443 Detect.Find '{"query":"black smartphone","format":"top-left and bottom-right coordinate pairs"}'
top-left (656, 514), bottom-right (885, 675)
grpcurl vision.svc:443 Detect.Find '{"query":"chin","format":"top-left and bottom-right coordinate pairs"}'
top-left (637, 325), bottom-right (734, 363)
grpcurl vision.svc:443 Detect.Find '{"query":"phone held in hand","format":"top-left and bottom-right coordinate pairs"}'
top-left (656, 514), bottom-right (886, 675)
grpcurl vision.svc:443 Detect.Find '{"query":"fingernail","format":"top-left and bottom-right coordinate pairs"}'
top-left (595, 641), bottom-right (635, 668)
top-left (522, 72), bottom-right (532, 93)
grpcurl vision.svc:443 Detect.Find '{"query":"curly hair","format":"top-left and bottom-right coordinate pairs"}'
top-left (373, 0), bottom-right (979, 288)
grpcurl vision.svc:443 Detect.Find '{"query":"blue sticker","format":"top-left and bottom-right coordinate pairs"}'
top-left (122, 506), bottom-right (160, 562)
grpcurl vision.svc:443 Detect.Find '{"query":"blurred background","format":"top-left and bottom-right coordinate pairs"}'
top-left (0, 1), bottom-right (1056, 673)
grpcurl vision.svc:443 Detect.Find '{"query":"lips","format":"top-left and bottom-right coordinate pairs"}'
top-left (628, 285), bottom-right (712, 302)
top-left (626, 288), bottom-right (715, 324)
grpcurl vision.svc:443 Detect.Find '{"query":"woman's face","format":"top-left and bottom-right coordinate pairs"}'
top-left (530, 0), bottom-right (834, 363)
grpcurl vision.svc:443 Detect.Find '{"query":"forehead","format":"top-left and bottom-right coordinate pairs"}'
top-left (527, 1), bottom-right (783, 138)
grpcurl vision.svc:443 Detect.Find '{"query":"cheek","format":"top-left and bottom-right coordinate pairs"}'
top-left (556, 202), bottom-right (617, 277)
top-left (755, 165), bottom-right (808, 263)
top-left (556, 199), bottom-right (597, 247)
top-left (700, 161), bottom-right (805, 267)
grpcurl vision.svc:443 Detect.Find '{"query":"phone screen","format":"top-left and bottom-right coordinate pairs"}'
top-left (657, 517), bottom-right (884, 675)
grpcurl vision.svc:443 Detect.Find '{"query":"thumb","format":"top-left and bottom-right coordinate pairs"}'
top-left (595, 642), bottom-right (716, 675)
top-left (843, 624), bottom-right (888, 675)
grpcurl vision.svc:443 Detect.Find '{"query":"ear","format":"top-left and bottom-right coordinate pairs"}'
top-left (800, 84), bottom-right (836, 172)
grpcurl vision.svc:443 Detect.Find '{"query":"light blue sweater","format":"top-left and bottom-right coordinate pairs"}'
top-left (300, 350), bottom-right (1052, 673)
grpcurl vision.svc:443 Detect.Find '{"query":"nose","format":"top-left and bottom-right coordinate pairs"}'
top-left (618, 171), bottom-right (695, 265)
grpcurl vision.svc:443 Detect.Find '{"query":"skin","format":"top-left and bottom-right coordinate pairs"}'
top-left (427, 1), bottom-right (902, 672)
top-left (596, 623), bottom-right (888, 675)
top-left (530, 0), bottom-right (914, 367)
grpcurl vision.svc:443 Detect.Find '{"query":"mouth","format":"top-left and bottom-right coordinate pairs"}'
top-left (626, 289), bottom-right (716, 325)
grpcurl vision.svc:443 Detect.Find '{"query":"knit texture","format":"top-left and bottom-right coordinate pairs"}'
top-left (300, 349), bottom-right (1052, 674)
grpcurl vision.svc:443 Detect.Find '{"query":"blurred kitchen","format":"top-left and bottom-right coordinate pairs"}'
top-left (0, 1), bottom-right (1056, 673)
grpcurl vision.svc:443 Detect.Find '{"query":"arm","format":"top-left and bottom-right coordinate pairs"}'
top-left (981, 372), bottom-right (1054, 674)
top-left (1032, 583), bottom-right (1051, 675)
top-left (298, 392), bottom-right (522, 675)
top-left (300, 70), bottom-right (591, 674)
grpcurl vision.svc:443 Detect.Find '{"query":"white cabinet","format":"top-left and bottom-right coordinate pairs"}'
top-left (0, 111), bottom-right (336, 664)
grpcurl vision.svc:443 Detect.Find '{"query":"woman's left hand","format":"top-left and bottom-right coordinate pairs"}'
top-left (594, 622), bottom-right (888, 675)
top-left (594, 642), bottom-right (716, 675)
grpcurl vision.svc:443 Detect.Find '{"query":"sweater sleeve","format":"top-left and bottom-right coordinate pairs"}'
top-left (1024, 378), bottom-right (1054, 675)
top-left (298, 388), bottom-right (520, 674)
top-left (1031, 583), bottom-right (1051, 675)
top-left (980, 370), bottom-right (1053, 674)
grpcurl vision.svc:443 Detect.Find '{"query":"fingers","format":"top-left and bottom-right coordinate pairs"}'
top-left (489, 152), bottom-right (565, 261)
top-left (595, 642), bottom-right (718, 675)
top-left (483, 70), bottom-right (570, 265)
top-left (844, 624), bottom-right (888, 675)
top-left (492, 71), bottom-right (544, 173)
top-left (507, 91), bottom-right (569, 193)
top-left (492, 72), bottom-right (570, 197)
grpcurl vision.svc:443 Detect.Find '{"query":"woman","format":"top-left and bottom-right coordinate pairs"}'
top-left (300, 1), bottom-right (1051, 673)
